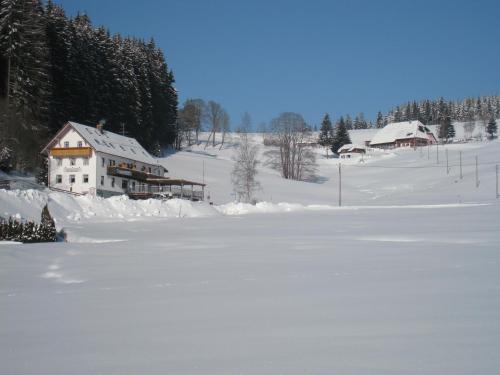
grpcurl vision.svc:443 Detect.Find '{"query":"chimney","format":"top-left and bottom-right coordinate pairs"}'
top-left (97, 119), bottom-right (106, 134)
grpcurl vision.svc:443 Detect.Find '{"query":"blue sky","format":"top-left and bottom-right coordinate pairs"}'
top-left (55, 0), bottom-right (499, 128)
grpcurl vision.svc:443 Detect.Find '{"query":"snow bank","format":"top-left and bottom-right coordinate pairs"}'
top-left (0, 189), bottom-right (220, 226)
top-left (49, 193), bottom-right (219, 223)
top-left (0, 189), bottom-right (48, 221)
top-left (215, 201), bottom-right (487, 216)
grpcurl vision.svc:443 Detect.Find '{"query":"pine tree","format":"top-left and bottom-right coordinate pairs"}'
top-left (345, 114), bottom-right (353, 130)
top-left (486, 117), bottom-right (497, 140)
top-left (446, 118), bottom-right (456, 140)
top-left (331, 116), bottom-right (351, 155)
top-left (0, 143), bottom-right (13, 171)
top-left (36, 156), bottom-right (48, 185)
top-left (40, 204), bottom-right (56, 242)
top-left (375, 111), bottom-right (384, 128)
top-left (353, 112), bottom-right (367, 129)
top-left (318, 113), bottom-right (333, 157)
top-left (439, 115), bottom-right (454, 143)
top-left (0, 0), bottom-right (52, 170)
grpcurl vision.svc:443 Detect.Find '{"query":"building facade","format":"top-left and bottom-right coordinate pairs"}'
top-left (42, 121), bottom-right (167, 197)
top-left (369, 121), bottom-right (437, 149)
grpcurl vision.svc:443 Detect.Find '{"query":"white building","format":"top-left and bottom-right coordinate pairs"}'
top-left (338, 144), bottom-right (366, 159)
top-left (369, 121), bottom-right (437, 149)
top-left (42, 121), bottom-right (204, 199)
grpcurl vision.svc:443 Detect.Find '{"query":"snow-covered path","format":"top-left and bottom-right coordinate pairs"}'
top-left (2, 203), bottom-right (499, 374)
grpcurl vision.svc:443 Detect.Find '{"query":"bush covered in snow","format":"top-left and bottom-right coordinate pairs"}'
top-left (0, 204), bottom-right (56, 243)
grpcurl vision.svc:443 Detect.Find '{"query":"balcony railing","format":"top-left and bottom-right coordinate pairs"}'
top-left (127, 183), bottom-right (204, 201)
top-left (50, 147), bottom-right (92, 158)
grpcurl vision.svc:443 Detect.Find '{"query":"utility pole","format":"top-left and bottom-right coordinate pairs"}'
top-left (475, 155), bottom-right (479, 188)
top-left (459, 151), bottom-right (463, 179)
top-left (446, 149), bottom-right (449, 174)
top-left (496, 165), bottom-right (499, 199)
top-left (338, 163), bottom-right (342, 207)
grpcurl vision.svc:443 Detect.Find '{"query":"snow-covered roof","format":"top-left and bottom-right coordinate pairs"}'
top-left (68, 122), bottom-right (160, 166)
top-left (370, 121), bottom-right (433, 145)
top-left (338, 144), bottom-right (366, 153)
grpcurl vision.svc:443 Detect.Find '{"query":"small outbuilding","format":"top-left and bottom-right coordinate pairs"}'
top-left (338, 144), bottom-right (366, 159)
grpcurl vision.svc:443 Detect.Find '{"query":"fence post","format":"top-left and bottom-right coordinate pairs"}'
top-left (338, 163), bottom-right (342, 207)
top-left (446, 149), bottom-right (449, 174)
top-left (475, 156), bottom-right (479, 188)
top-left (496, 165), bottom-right (499, 199)
top-left (459, 151), bottom-right (462, 179)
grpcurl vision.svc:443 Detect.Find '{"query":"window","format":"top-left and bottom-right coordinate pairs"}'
top-left (70, 158), bottom-right (76, 166)
top-left (130, 148), bottom-right (136, 154)
top-left (69, 175), bottom-right (75, 184)
top-left (64, 141), bottom-right (69, 148)
top-left (111, 177), bottom-right (115, 188)
top-left (56, 175), bottom-right (62, 183)
top-left (121, 179), bottom-right (128, 190)
top-left (77, 141), bottom-right (83, 147)
top-left (109, 143), bottom-right (115, 149)
top-left (109, 159), bottom-right (115, 166)
top-left (148, 167), bottom-right (151, 174)
top-left (95, 139), bottom-right (101, 145)
top-left (56, 158), bottom-right (62, 166)
top-left (83, 174), bottom-right (89, 183)
top-left (100, 176), bottom-right (104, 186)
top-left (83, 158), bottom-right (89, 166)
top-left (101, 157), bottom-right (105, 167)
top-left (120, 145), bottom-right (126, 151)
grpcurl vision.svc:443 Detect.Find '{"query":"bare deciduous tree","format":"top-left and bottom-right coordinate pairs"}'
top-left (231, 120), bottom-right (260, 203)
top-left (178, 99), bottom-right (205, 147)
top-left (205, 100), bottom-right (225, 148)
top-left (264, 112), bottom-right (317, 181)
top-left (219, 111), bottom-right (230, 150)
top-left (464, 120), bottom-right (475, 140)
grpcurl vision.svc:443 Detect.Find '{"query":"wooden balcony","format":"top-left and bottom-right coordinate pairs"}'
top-left (50, 147), bottom-right (92, 158)
top-left (107, 165), bottom-right (203, 185)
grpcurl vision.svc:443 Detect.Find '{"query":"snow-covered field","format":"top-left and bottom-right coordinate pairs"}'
top-left (1, 127), bottom-right (500, 374)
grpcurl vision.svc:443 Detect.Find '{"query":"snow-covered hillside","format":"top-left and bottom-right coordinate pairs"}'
top-left (1, 125), bottom-right (500, 375)
top-left (161, 126), bottom-right (500, 206)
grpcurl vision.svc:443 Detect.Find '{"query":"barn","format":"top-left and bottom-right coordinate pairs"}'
top-left (369, 121), bottom-right (437, 149)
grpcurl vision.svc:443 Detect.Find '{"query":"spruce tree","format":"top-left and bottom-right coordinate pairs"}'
top-left (40, 204), bottom-right (56, 242)
top-left (318, 113), bottom-right (333, 157)
top-left (345, 114), bottom-right (353, 130)
top-left (446, 119), bottom-right (456, 141)
top-left (486, 117), bottom-right (497, 139)
top-left (331, 116), bottom-right (351, 155)
top-left (375, 111), bottom-right (384, 128)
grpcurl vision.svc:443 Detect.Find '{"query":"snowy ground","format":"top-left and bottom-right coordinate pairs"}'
top-left (1, 126), bottom-right (500, 374)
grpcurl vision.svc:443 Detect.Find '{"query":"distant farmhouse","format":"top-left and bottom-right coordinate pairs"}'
top-left (369, 121), bottom-right (437, 149)
top-left (42, 122), bottom-right (205, 200)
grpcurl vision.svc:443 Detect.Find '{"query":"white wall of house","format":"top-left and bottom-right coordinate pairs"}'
top-left (95, 152), bottom-right (165, 195)
top-left (48, 126), bottom-right (165, 196)
top-left (49, 128), bottom-right (97, 194)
